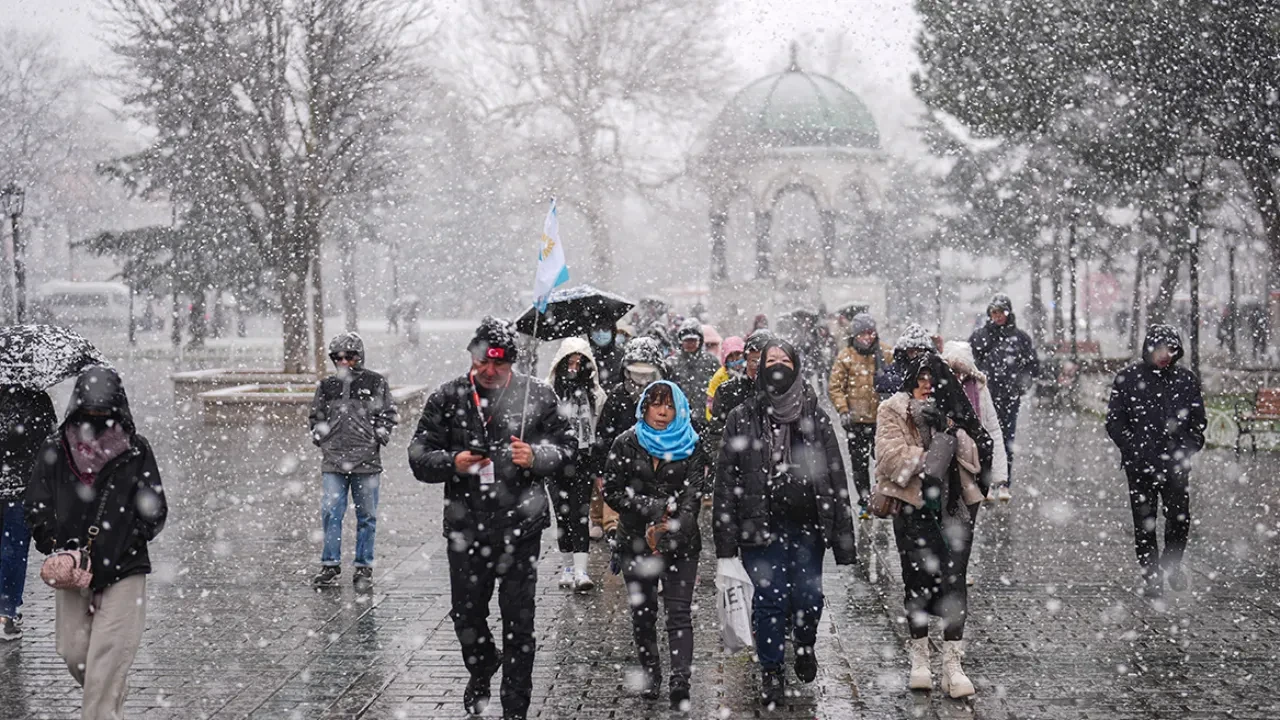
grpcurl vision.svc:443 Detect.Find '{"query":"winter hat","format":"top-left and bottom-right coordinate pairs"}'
top-left (1142, 324), bottom-right (1185, 366)
top-left (701, 324), bottom-right (723, 347)
top-left (988, 293), bottom-right (1014, 315)
top-left (895, 323), bottom-right (935, 354)
top-left (850, 313), bottom-right (877, 338)
top-left (677, 318), bottom-right (704, 342)
top-left (623, 336), bottom-right (665, 370)
top-left (745, 328), bottom-right (776, 354)
top-left (719, 336), bottom-right (745, 364)
top-left (468, 315), bottom-right (518, 362)
top-left (328, 332), bottom-right (365, 364)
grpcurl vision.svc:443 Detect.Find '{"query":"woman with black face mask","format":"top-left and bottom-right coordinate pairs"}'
top-left (713, 340), bottom-right (856, 708)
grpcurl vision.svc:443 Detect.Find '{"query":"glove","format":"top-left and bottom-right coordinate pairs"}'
top-left (920, 403), bottom-right (947, 431)
top-left (840, 413), bottom-right (854, 431)
top-left (922, 473), bottom-right (944, 513)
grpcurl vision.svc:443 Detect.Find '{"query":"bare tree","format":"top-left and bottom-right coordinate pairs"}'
top-left (105, 0), bottom-right (430, 372)
top-left (463, 0), bottom-right (733, 283)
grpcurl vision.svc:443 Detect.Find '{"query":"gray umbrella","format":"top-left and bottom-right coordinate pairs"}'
top-left (0, 324), bottom-right (111, 390)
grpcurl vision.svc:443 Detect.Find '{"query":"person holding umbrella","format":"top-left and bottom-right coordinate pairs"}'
top-left (0, 384), bottom-right (56, 640)
top-left (408, 316), bottom-right (575, 720)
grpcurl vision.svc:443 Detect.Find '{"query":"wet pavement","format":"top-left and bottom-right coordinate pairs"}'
top-left (3, 330), bottom-right (1280, 719)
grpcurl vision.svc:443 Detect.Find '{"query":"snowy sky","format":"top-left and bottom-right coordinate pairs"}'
top-left (0, 0), bottom-right (923, 139)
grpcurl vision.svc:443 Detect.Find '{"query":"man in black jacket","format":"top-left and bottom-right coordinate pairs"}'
top-left (0, 385), bottom-right (56, 640)
top-left (308, 332), bottom-right (398, 591)
top-left (664, 319), bottom-right (720, 430)
top-left (1105, 324), bottom-right (1205, 599)
top-left (408, 317), bottom-right (574, 720)
top-left (969, 293), bottom-right (1039, 499)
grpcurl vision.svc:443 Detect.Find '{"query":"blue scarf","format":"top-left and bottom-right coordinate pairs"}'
top-left (634, 380), bottom-right (699, 462)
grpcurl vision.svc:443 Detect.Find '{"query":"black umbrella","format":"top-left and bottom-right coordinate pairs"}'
top-left (0, 325), bottom-right (111, 390)
top-left (516, 285), bottom-right (635, 341)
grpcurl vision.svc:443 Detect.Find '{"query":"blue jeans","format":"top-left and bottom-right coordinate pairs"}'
top-left (741, 525), bottom-right (825, 671)
top-left (0, 500), bottom-right (31, 618)
top-left (321, 472), bottom-right (380, 567)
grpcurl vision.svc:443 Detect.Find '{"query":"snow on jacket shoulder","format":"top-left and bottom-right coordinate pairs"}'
top-left (0, 388), bottom-right (56, 500)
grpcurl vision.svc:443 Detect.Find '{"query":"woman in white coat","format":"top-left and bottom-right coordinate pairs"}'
top-left (941, 341), bottom-right (1008, 498)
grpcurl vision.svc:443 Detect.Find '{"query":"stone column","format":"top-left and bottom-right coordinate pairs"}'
top-left (820, 210), bottom-right (837, 275)
top-left (755, 210), bottom-right (773, 279)
top-left (710, 211), bottom-right (728, 281)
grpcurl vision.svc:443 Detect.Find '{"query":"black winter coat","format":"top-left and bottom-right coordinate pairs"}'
top-left (0, 387), bottom-right (56, 500)
top-left (665, 351), bottom-right (720, 426)
top-left (25, 368), bottom-right (167, 591)
top-left (408, 373), bottom-right (575, 544)
top-left (603, 429), bottom-right (710, 559)
top-left (969, 313), bottom-right (1039, 397)
top-left (705, 375), bottom-right (753, 452)
top-left (309, 367), bottom-right (398, 474)
top-left (592, 341), bottom-right (626, 389)
top-left (1106, 325), bottom-right (1206, 472)
top-left (592, 382), bottom-right (641, 471)
top-left (713, 386), bottom-right (856, 565)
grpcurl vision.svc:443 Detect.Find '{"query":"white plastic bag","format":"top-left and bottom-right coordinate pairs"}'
top-left (716, 557), bottom-right (754, 653)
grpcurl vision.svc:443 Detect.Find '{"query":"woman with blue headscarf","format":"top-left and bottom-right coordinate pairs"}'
top-left (603, 380), bottom-right (708, 711)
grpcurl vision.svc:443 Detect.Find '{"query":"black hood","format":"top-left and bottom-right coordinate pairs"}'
top-left (900, 353), bottom-right (978, 426)
top-left (63, 365), bottom-right (135, 435)
top-left (1142, 324), bottom-right (1185, 368)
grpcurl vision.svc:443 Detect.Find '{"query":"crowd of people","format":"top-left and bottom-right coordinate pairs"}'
top-left (0, 292), bottom-right (1206, 719)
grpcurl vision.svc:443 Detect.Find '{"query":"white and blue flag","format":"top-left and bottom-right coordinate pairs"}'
top-left (533, 198), bottom-right (569, 311)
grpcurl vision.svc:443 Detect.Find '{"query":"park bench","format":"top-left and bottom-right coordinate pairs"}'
top-left (1234, 388), bottom-right (1280, 455)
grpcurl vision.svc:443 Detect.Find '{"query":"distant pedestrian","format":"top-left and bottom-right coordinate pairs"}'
top-left (665, 319), bottom-right (720, 430)
top-left (309, 332), bottom-right (398, 592)
top-left (408, 316), bottom-right (575, 720)
top-left (828, 313), bottom-right (893, 519)
top-left (704, 335), bottom-right (745, 421)
top-left (545, 337), bottom-right (606, 591)
top-left (877, 323), bottom-right (940, 398)
top-left (0, 384), bottom-right (57, 640)
top-left (705, 330), bottom-right (772, 455)
top-left (941, 341), bottom-right (1009, 496)
top-left (603, 380), bottom-right (708, 710)
top-left (592, 337), bottom-right (666, 543)
top-left (26, 366), bottom-right (168, 719)
top-left (701, 325), bottom-right (724, 360)
top-left (1105, 324), bottom-right (1205, 600)
top-left (872, 354), bottom-right (985, 698)
top-left (968, 294), bottom-right (1038, 500)
top-left (714, 339), bottom-right (856, 708)
top-left (588, 322), bottom-right (626, 388)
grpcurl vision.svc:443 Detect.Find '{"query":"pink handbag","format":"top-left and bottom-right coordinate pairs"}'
top-left (40, 547), bottom-right (93, 590)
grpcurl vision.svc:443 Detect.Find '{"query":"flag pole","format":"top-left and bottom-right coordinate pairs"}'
top-left (518, 309), bottom-right (540, 441)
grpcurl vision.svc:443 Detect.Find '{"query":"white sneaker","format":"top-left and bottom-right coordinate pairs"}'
top-left (908, 638), bottom-right (932, 690)
top-left (940, 641), bottom-right (975, 698)
top-left (589, 524), bottom-right (604, 541)
top-left (997, 486), bottom-right (1012, 502)
top-left (573, 569), bottom-right (595, 591)
top-left (559, 566), bottom-right (575, 588)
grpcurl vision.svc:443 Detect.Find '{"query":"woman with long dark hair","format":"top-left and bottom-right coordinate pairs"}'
top-left (603, 380), bottom-right (707, 710)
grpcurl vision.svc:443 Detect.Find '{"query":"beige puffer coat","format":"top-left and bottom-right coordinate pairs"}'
top-left (872, 392), bottom-right (985, 509)
top-left (828, 342), bottom-right (893, 424)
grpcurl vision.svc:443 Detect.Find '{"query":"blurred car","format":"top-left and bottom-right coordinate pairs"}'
top-left (30, 281), bottom-right (132, 331)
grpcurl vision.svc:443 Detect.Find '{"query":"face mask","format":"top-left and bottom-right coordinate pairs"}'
top-left (562, 367), bottom-right (581, 381)
top-left (726, 358), bottom-right (747, 377)
top-left (763, 364), bottom-right (797, 395)
top-left (590, 330), bottom-right (613, 347)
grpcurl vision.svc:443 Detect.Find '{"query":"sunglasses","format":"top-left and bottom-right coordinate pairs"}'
top-left (333, 354), bottom-right (359, 362)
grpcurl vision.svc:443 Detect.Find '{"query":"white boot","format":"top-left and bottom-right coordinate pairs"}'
top-left (941, 641), bottom-right (975, 698)
top-left (572, 552), bottom-right (594, 591)
top-left (908, 638), bottom-right (932, 690)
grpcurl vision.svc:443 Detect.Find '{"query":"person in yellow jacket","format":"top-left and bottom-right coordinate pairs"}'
top-left (828, 313), bottom-right (893, 519)
top-left (704, 336), bottom-right (745, 421)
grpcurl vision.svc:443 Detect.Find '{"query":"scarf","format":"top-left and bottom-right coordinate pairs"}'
top-left (758, 340), bottom-right (806, 465)
top-left (564, 387), bottom-right (596, 449)
top-left (633, 381), bottom-right (699, 462)
top-left (65, 423), bottom-right (131, 483)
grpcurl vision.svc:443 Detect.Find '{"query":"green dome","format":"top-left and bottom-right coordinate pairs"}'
top-left (708, 57), bottom-right (880, 153)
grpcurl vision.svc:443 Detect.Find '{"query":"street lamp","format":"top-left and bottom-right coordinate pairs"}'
top-left (1183, 152), bottom-right (1208, 377)
top-left (0, 183), bottom-right (26, 323)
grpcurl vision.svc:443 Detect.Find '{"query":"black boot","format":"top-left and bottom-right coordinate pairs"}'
top-left (311, 566), bottom-right (341, 587)
top-left (1141, 568), bottom-right (1164, 599)
top-left (463, 654), bottom-right (502, 716)
top-left (760, 668), bottom-right (785, 708)
top-left (794, 645), bottom-right (818, 683)
top-left (641, 662), bottom-right (662, 700)
top-left (669, 676), bottom-right (691, 711)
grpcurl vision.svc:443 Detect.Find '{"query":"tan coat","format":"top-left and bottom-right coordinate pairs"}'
top-left (828, 342), bottom-right (893, 424)
top-left (872, 392), bottom-right (985, 509)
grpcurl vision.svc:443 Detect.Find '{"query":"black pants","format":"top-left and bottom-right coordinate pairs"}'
top-left (622, 553), bottom-right (698, 685)
top-left (991, 391), bottom-right (1020, 486)
top-left (448, 531), bottom-right (542, 717)
top-left (549, 474), bottom-right (591, 554)
top-left (1125, 465), bottom-right (1190, 574)
top-left (845, 423), bottom-right (876, 503)
top-left (893, 502), bottom-right (980, 641)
